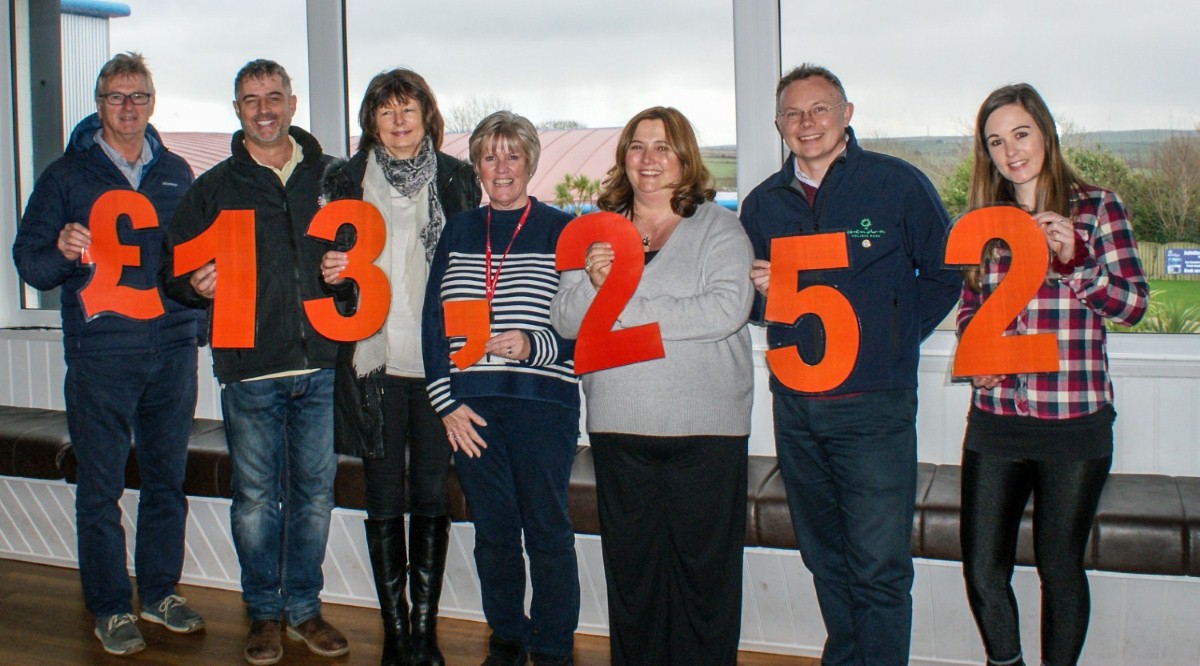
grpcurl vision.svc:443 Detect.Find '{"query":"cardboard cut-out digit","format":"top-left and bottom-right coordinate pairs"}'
top-left (303, 200), bottom-right (391, 342)
top-left (444, 300), bottom-right (491, 370)
top-left (764, 232), bottom-right (860, 393)
top-left (78, 190), bottom-right (165, 321)
top-left (555, 211), bottom-right (664, 374)
top-left (173, 209), bottom-right (257, 348)
top-left (946, 206), bottom-right (1058, 377)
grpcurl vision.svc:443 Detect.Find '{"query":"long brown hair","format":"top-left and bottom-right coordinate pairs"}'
top-left (964, 83), bottom-right (1087, 291)
top-left (596, 106), bottom-right (715, 218)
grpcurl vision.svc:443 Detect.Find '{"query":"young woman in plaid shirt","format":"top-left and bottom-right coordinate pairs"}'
top-left (957, 84), bottom-right (1149, 666)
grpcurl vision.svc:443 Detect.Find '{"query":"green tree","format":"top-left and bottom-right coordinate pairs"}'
top-left (553, 173), bottom-right (600, 216)
top-left (939, 154), bottom-right (972, 220)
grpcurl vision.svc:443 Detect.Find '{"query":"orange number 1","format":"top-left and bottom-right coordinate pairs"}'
top-left (172, 209), bottom-right (257, 348)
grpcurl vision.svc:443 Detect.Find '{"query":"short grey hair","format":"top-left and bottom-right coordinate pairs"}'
top-left (234, 59), bottom-right (292, 98)
top-left (776, 63), bottom-right (847, 112)
top-left (468, 111), bottom-right (541, 175)
top-left (95, 52), bottom-right (154, 97)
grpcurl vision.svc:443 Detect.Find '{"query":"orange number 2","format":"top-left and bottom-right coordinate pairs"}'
top-left (946, 206), bottom-right (1058, 377)
top-left (78, 190), bottom-right (165, 321)
top-left (764, 233), bottom-right (860, 393)
top-left (555, 211), bottom-right (664, 375)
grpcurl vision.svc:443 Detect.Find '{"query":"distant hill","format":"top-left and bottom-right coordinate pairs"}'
top-left (701, 130), bottom-right (1193, 191)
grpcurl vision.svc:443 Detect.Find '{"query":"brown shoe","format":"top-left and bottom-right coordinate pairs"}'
top-left (244, 619), bottom-right (283, 665)
top-left (286, 615), bottom-right (350, 657)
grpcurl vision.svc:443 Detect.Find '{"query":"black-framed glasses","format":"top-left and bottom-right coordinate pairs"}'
top-left (776, 102), bottom-right (848, 124)
top-left (98, 92), bottom-right (153, 106)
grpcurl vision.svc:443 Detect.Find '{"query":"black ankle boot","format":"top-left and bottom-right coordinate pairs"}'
top-left (409, 515), bottom-right (450, 666)
top-left (366, 518), bottom-right (412, 666)
top-left (482, 634), bottom-right (528, 666)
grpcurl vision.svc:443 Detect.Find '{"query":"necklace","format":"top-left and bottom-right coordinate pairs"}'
top-left (641, 234), bottom-right (651, 249)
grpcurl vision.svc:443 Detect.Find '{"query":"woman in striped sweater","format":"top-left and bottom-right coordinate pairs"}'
top-left (421, 111), bottom-right (580, 666)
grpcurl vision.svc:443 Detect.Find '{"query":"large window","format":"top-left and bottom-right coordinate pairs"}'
top-left (344, 0), bottom-right (737, 196)
top-left (9, 0), bottom-right (309, 312)
top-left (779, 0), bottom-right (1200, 334)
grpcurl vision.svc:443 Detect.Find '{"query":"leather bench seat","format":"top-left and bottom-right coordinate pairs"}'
top-left (2, 405), bottom-right (1197, 577)
top-left (0, 405), bottom-right (74, 480)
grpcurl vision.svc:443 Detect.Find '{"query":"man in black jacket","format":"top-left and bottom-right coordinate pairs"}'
top-left (13, 52), bottom-right (203, 657)
top-left (163, 60), bottom-right (346, 666)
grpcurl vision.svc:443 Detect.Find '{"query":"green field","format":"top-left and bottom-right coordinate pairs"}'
top-left (1119, 279), bottom-right (1200, 334)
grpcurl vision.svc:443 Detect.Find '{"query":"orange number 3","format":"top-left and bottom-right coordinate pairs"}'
top-left (946, 206), bottom-right (1058, 377)
top-left (304, 200), bottom-right (391, 342)
top-left (555, 211), bottom-right (665, 375)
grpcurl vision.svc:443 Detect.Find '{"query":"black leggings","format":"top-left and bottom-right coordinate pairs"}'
top-left (961, 449), bottom-right (1111, 666)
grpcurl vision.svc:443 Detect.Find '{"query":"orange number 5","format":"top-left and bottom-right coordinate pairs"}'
top-left (764, 233), bottom-right (860, 393)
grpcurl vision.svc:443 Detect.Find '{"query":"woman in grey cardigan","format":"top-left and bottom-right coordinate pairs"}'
top-left (550, 106), bottom-right (754, 666)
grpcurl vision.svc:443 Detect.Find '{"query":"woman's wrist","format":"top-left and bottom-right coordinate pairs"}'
top-left (1052, 232), bottom-right (1088, 276)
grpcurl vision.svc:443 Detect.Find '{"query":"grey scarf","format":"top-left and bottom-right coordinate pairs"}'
top-left (373, 135), bottom-right (445, 264)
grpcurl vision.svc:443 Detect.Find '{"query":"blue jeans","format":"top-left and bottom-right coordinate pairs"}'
top-left (773, 389), bottom-right (917, 666)
top-left (453, 397), bottom-right (580, 658)
top-left (221, 369), bottom-right (336, 625)
top-left (65, 346), bottom-right (198, 617)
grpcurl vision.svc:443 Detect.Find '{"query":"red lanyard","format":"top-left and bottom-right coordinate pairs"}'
top-left (484, 199), bottom-right (533, 302)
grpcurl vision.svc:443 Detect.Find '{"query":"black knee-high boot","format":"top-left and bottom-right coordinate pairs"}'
top-left (408, 515), bottom-right (450, 666)
top-left (366, 518), bottom-right (412, 666)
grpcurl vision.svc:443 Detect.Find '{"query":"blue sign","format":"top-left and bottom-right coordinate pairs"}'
top-left (1165, 248), bottom-right (1200, 275)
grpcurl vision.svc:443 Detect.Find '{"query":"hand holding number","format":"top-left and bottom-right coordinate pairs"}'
top-left (584, 242), bottom-right (614, 289)
top-left (442, 405), bottom-right (488, 458)
top-left (190, 262), bottom-right (217, 299)
top-left (1033, 211), bottom-right (1076, 263)
top-left (321, 250), bottom-right (348, 285)
top-left (750, 259), bottom-right (771, 297)
top-left (971, 374), bottom-right (1008, 390)
top-left (57, 223), bottom-right (91, 262)
top-left (485, 330), bottom-right (530, 361)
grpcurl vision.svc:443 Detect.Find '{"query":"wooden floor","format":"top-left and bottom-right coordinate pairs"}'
top-left (0, 558), bottom-right (817, 665)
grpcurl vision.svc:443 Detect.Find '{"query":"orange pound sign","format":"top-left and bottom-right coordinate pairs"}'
top-left (78, 190), bottom-right (165, 321)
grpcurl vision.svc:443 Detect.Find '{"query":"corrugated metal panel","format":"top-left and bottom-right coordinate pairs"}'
top-left (60, 14), bottom-right (110, 142)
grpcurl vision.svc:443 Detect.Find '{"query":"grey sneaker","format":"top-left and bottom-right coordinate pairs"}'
top-left (140, 594), bottom-right (205, 634)
top-left (94, 613), bottom-right (146, 656)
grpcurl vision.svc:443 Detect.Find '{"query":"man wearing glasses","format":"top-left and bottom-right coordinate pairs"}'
top-left (740, 64), bottom-right (961, 664)
top-left (13, 52), bottom-right (203, 656)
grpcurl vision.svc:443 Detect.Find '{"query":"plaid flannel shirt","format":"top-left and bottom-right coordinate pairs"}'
top-left (956, 186), bottom-right (1149, 419)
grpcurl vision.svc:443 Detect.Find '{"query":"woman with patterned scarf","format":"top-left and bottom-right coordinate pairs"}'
top-left (320, 68), bottom-right (480, 666)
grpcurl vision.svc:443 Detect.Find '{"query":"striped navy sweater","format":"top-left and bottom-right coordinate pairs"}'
top-left (421, 198), bottom-right (579, 417)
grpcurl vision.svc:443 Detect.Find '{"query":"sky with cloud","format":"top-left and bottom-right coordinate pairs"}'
top-left (110, 0), bottom-right (1199, 148)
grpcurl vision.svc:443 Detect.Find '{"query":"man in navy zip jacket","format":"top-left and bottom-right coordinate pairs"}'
top-left (740, 64), bottom-right (961, 665)
top-left (12, 53), bottom-right (204, 656)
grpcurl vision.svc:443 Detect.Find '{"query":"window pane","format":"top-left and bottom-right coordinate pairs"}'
top-left (780, 0), bottom-right (1200, 334)
top-left (345, 0), bottom-right (737, 201)
top-left (14, 0), bottom-right (309, 310)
